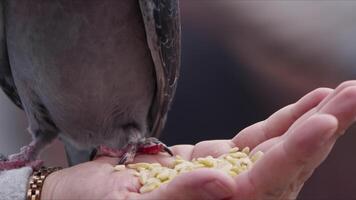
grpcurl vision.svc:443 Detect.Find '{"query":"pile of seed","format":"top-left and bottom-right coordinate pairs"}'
top-left (114, 147), bottom-right (263, 193)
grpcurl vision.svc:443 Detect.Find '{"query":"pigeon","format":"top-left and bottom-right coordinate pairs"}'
top-left (0, 0), bottom-right (180, 170)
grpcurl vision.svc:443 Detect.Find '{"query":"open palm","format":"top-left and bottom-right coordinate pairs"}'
top-left (43, 81), bottom-right (356, 200)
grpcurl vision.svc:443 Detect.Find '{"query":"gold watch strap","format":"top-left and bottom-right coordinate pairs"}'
top-left (27, 166), bottom-right (62, 200)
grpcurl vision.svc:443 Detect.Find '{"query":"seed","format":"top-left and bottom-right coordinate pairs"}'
top-left (114, 165), bottom-right (126, 171)
top-left (251, 151), bottom-right (264, 163)
top-left (230, 152), bottom-right (248, 159)
top-left (197, 156), bottom-right (216, 167)
top-left (157, 169), bottom-right (172, 181)
top-left (139, 178), bottom-right (161, 193)
top-left (228, 171), bottom-right (238, 177)
top-left (242, 147), bottom-right (250, 154)
top-left (229, 147), bottom-right (239, 153)
top-left (118, 146), bottom-right (263, 193)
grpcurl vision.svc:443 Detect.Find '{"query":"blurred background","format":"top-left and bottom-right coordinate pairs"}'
top-left (1, 1), bottom-right (356, 199)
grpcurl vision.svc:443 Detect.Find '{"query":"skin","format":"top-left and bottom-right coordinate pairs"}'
top-left (42, 81), bottom-right (356, 200)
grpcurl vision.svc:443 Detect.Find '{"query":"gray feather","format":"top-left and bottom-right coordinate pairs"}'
top-left (63, 140), bottom-right (93, 166)
top-left (0, 1), bottom-right (23, 109)
top-left (2, 0), bottom-right (181, 165)
top-left (139, 0), bottom-right (181, 138)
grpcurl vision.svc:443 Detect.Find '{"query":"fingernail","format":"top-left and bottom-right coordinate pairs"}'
top-left (203, 181), bottom-right (232, 199)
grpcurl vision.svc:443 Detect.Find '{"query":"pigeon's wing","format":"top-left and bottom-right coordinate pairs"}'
top-left (139, 0), bottom-right (181, 137)
top-left (0, 3), bottom-right (23, 109)
top-left (0, 54), bottom-right (23, 109)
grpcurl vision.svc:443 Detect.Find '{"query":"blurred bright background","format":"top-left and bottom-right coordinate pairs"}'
top-left (1, 1), bottom-right (356, 199)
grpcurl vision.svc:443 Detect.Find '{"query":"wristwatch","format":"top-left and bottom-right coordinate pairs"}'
top-left (27, 166), bottom-right (62, 200)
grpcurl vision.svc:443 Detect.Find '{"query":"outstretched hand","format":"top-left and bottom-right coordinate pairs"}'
top-left (42, 81), bottom-right (356, 200)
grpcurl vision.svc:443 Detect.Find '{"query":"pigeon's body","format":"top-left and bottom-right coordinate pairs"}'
top-left (7, 0), bottom-right (156, 149)
top-left (0, 0), bottom-right (180, 168)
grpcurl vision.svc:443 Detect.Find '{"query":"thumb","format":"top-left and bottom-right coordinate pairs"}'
top-left (139, 168), bottom-right (235, 200)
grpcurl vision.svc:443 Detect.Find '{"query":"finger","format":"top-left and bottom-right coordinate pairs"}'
top-left (234, 114), bottom-right (338, 199)
top-left (134, 141), bottom-right (234, 168)
top-left (136, 169), bottom-right (236, 200)
top-left (191, 140), bottom-right (234, 159)
top-left (171, 145), bottom-right (195, 160)
top-left (289, 84), bottom-right (356, 139)
top-left (296, 85), bottom-right (356, 181)
top-left (250, 137), bottom-right (280, 155)
top-left (132, 155), bottom-right (175, 168)
top-left (95, 154), bottom-right (178, 169)
top-left (233, 88), bottom-right (332, 149)
top-left (132, 145), bottom-right (195, 168)
top-left (296, 137), bottom-right (337, 187)
top-left (316, 80), bottom-right (356, 110)
top-left (93, 156), bottom-right (119, 165)
top-left (318, 85), bottom-right (356, 132)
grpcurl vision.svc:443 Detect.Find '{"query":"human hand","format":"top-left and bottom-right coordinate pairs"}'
top-left (228, 81), bottom-right (356, 199)
top-left (132, 81), bottom-right (356, 200)
top-left (42, 81), bottom-right (356, 200)
top-left (41, 151), bottom-right (238, 200)
top-left (162, 80), bottom-right (356, 200)
top-left (41, 150), bottom-right (235, 199)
